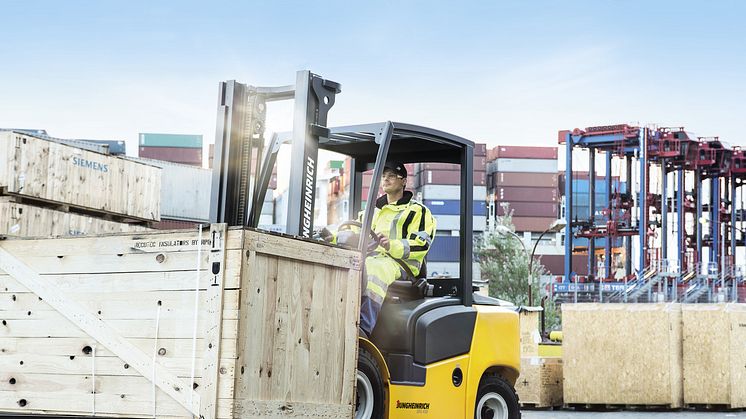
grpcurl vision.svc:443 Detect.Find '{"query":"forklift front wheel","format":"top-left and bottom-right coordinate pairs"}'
top-left (355, 347), bottom-right (384, 419)
top-left (475, 375), bottom-right (520, 419)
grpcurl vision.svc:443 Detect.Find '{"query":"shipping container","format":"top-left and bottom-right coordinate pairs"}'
top-left (424, 200), bottom-right (487, 216)
top-left (511, 217), bottom-right (562, 232)
top-left (572, 236), bottom-right (624, 249)
top-left (538, 254), bottom-right (589, 275)
top-left (488, 145), bottom-right (558, 160)
top-left (475, 143), bottom-right (487, 157)
top-left (139, 133), bottom-right (203, 149)
top-left (434, 214), bottom-right (487, 231)
top-left (139, 146), bottom-right (203, 165)
top-left (497, 202), bottom-right (558, 217)
top-left (151, 219), bottom-right (200, 230)
top-left (427, 235), bottom-right (460, 261)
top-left (129, 157), bottom-right (211, 222)
top-left (427, 261), bottom-right (460, 278)
top-left (418, 185), bottom-right (488, 201)
top-left (494, 158), bottom-right (557, 174)
top-left (416, 157), bottom-right (486, 171)
top-left (493, 172), bottom-right (558, 188)
top-left (416, 170), bottom-right (486, 187)
top-left (497, 187), bottom-right (557, 203)
top-left (0, 131), bottom-right (161, 222)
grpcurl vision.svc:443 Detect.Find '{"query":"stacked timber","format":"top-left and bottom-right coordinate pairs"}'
top-left (0, 131), bottom-right (160, 237)
top-left (0, 226), bottom-right (361, 418)
top-left (562, 304), bottom-right (683, 408)
top-left (516, 307), bottom-right (563, 408)
top-left (682, 304), bottom-right (746, 408)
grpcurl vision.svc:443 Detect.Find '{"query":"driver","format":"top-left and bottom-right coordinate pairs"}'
top-left (345, 162), bottom-right (436, 337)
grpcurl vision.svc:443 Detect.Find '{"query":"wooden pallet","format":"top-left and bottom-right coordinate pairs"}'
top-left (0, 226), bottom-right (361, 418)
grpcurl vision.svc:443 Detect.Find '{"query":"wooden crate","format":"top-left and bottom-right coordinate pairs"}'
top-left (682, 304), bottom-right (746, 408)
top-left (562, 303), bottom-right (683, 408)
top-left (0, 131), bottom-right (161, 221)
top-left (0, 226), bottom-right (361, 418)
top-left (0, 199), bottom-right (150, 237)
top-left (516, 357), bottom-right (563, 408)
top-left (519, 306), bottom-right (542, 356)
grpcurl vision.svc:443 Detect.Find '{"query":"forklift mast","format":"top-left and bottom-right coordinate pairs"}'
top-left (209, 70), bottom-right (340, 237)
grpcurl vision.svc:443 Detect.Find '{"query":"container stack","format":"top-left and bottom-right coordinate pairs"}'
top-left (138, 133), bottom-right (203, 166)
top-left (487, 145), bottom-right (559, 233)
top-left (0, 130), bottom-right (159, 237)
top-left (414, 143), bottom-right (488, 278)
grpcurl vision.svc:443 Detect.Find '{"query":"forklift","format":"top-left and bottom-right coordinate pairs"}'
top-left (210, 71), bottom-right (521, 419)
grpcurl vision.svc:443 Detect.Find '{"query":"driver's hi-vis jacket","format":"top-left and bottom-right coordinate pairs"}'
top-left (368, 191), bottom-right (436, 277)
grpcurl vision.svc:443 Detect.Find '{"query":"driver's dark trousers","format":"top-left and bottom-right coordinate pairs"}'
top-left (360, 254), bottom-right (403, 336)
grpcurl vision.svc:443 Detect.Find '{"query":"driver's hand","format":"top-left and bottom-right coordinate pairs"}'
top-left (314, 227), bottom-right (334, 242)
top-left (378, 233), bottom-right (390, 250)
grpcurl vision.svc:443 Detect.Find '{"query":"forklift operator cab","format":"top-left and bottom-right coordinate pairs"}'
top-left (321, 122), bottom-right (521, 419)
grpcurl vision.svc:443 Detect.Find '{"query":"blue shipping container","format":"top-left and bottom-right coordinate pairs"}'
top-left (424, 200), bottom-right (487, 216)
top-left (427, 235), bottom-right (460, 262)
top-left (571, 179), bottom-right (625, 194)
top-left (572, 236), bottom-right (624, 248)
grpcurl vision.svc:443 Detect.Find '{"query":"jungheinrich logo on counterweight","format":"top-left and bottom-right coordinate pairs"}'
top-left (396, 400), bottom-right (430, 410)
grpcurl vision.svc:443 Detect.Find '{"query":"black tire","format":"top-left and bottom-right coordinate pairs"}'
top-left (355, 347), bottom-right (385, 419)
top-left (475, 374), bottom-right (521, 419)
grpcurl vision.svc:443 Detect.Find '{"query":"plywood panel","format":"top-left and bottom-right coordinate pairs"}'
top-left (563, 303), bottom-right (683, 407)
top-left (234, 231), bottom-right (360, 417)
top-left (683, 303), bottom-right (746, 408)
top-left (516, 357), bottom-right (563, 407)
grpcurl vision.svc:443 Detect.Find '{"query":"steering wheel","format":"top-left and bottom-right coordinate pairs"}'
top-left (338, 220), bottom-right (381, 248)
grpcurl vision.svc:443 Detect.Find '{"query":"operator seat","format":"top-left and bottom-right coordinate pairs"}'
top-left (369, 260), bottom-right (477, 385)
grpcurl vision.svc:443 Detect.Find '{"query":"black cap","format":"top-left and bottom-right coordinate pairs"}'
top-left (383, 161), bottom-right (407, 178)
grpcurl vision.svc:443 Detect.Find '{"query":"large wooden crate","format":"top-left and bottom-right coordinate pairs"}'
top-left (0, 226), bottom-right (361, 418)
top-left (682, 304), bottom-right (746, 408)
top-left (0, 131), bottom-right (161, 221)
top-left (562, 303), bottom-right (683, 407)
top-left (516, 356), bottom-right (563, 408)
top-left (0, 199), bottom-right (150, 237)
top-left (519, 306), bottom-right (542, 357)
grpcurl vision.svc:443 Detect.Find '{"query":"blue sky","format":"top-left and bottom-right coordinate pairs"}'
top-left (2, 1), bottom-right (745, 155)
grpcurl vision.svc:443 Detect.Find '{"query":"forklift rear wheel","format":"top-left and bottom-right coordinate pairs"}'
top-left (355, 347), bottom-right (384, 419)
top-left (475, 375), bottom-right (520, 419)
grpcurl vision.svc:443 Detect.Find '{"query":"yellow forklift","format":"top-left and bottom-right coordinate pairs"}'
top-left (211, 72), bottom-right (521, 419)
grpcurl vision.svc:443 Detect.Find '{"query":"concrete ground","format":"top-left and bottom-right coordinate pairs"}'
top-left (524, 410), bottom-right (746, 418)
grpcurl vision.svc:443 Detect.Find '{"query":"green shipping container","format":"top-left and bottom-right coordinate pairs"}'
top-left (139, 133), bottom-right (203, 149)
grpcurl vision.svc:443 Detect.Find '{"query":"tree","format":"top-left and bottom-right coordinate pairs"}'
top-left (476, 206), bottom-right (561, 331)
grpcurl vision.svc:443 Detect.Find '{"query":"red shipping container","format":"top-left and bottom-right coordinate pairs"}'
top-left (417, 156), bottom-right (486, 171)
top-left (416, 170), bottom-right (486, 186)
top-left (489, 145), bottom-right (558, 160)
top-left (475, 143), bottom-right (487, 157)
top-left (493, 172), bottom-right (558, 189)
top-left (497, 186), bottom-right (557, 202)
top-left (140, 146), bottom-right (202, 165)
top-left (511, 216), bottom-right (561, 232)
top-left (496, 201), bottom-right (557, 217)
top-left (538, 254), bottom-right (590, 275)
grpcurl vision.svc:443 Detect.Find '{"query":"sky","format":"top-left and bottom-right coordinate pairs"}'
top-left (2, 1), bottom-right (746, 158)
